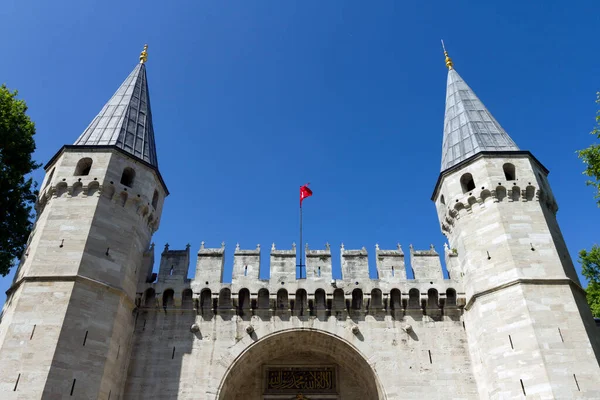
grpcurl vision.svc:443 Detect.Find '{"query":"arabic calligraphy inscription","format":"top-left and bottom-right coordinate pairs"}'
top-left (265, 366), bottom-right (337, 394)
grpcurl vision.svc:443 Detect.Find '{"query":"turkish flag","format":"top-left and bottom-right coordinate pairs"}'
top-left (300, 184), bottom-right (313, 206)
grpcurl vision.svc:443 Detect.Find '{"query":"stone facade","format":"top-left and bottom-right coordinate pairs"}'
top-left (0, 55), bottom-right (599, 399)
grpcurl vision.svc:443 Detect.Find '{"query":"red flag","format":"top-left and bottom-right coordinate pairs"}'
top-left (300, 183), bottom-right (313, 207)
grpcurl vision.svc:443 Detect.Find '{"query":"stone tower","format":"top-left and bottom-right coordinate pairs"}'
top-left (432, 50), bottom-right (600, 398)
top-left (0, 46), bottom-right (167, 398)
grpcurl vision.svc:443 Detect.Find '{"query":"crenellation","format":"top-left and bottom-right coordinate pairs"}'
top-left (340, 245), bottom-right (369, 281)
top-left (376, 243), bottom-right (406, 281)
top-left (443, 243), bottom-right (462, 280)
top-left (410, 244), bottom-right (444, 280)
top-left (269, 243), bottom-right (297, 284)
top-left (305, 243), bottom-right (332, 280)
top-left (193, 242), bottom-right (225, 291)
top-left (158, 245), bottom-right (190, 283)
top-left (232, 244), bottom-right (260, 284)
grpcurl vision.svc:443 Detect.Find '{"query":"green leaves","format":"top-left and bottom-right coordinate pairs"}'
top-left (576, 92), bottom-right (600, 206)
top-left (578, 245), bottom-right (600, 284)
top-left (585, 281), bottom-right (600, 318)
top-left (0, 84), bottom-right (41, 276)
top-left (578, 245), bottom-right (600, 317)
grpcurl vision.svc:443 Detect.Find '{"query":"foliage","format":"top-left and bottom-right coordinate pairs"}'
top-left (576, 92), bottom-right (600, 205)
top-left (578, 245), bottom-right (600, 317)
top-left (0, 84), bottom-right (41, 276)
top-left (585, 282), bottom-right (600, 318)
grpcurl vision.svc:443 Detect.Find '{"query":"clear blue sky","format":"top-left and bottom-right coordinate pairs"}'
top-left (1, 1), bottom-right (600, 304)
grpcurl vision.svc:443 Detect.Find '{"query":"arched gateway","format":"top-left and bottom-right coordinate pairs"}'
top-left (218, 329), bottom-right (385, 400)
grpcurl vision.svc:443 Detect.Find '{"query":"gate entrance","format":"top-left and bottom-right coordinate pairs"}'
top-left (218, 329), bottom-right (382, 400)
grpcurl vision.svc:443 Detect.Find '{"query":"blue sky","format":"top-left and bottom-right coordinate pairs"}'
top-left (1, 1), bottom-right (599, 304)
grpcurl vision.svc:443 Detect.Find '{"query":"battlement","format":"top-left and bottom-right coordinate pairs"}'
top-left (157, 242), bottom-right (452, 283)
top-left (137, 242), bottom-right (465, 319)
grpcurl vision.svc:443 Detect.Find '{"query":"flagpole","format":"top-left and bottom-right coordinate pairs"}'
top-left (299, 203), bottom-right (304, 279)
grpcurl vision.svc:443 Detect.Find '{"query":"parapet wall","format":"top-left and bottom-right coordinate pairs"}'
top-left (138, 243), bottom-right (465, 319)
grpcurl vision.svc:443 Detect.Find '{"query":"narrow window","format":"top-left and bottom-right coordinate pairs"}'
top-left (509, 335), bottom-right (514, 349)
top-left (83, 331), bottom-right (88, 346)
top-left (70, 379), bottom-right (76, 396)
top-left (169, 266), bottom-right (174, 276)
top-left (74, 158), bottom-right (93, 176)
top-left (13, 373), bottom-right (20, 391)
top-left (120, 167), bottom-right (136, 188)
top-left (317, 266), bottom-right (321, 277)
top-left (428, 350), bottom-right (432, 364)
top-left (151, 190), bottom-right (159, 209)
top-left (171, 347), bottom-right (176, 359)
top-left (460, 173), bottom-right (476, 193)
top-left (440, 195), bottom-right (445, 205)
top-left (520, 379), bottom-right (526, 396)
top-left (30, 324), bottom-right (36, 340)
top-left (503, 163), bottom-right (516, 181)
top-left (391, 266), bottom-right (395, 277)
top-left (244, 266), bottom-right (248, 276)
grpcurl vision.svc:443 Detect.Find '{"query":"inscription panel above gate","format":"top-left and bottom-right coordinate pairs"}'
top-left (264, 366), bottom-right (338, 395)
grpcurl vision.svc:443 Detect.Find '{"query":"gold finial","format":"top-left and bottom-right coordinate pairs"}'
top-left (139, 44), bottom-right (148, 64)
top-left (441, 40), bottom-right (453, 70)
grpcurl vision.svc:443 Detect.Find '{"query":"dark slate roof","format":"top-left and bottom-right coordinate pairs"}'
top-left (73, 63), bottom-right (158, 167)
top-left (440, 68), bottom-right (519, 171)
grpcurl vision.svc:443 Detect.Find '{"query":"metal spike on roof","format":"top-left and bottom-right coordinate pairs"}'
top-left (440, 68), bottom-right (519, 171)
top-left (73, 62), bottom-right (158, 167)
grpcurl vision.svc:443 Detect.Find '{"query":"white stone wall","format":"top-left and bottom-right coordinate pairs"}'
top-left (0, 148), bottom-right (166, 399)
top-left (124, 244), bottom-right (474, 399)
top-left (435, 153), bottom-right (600, 399)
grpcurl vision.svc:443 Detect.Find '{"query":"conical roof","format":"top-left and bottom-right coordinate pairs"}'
top-left (74, 63), bottom-right (158, 167)
top-left (441, 68), bottom-right (518, 171)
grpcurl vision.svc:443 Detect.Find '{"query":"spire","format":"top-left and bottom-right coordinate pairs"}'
top-left (440, 51), bottom-right (519, 171)
top-left (441, 40), bottom-right (453, 70)
top-left (73, 45), bottom-right (158, 167)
